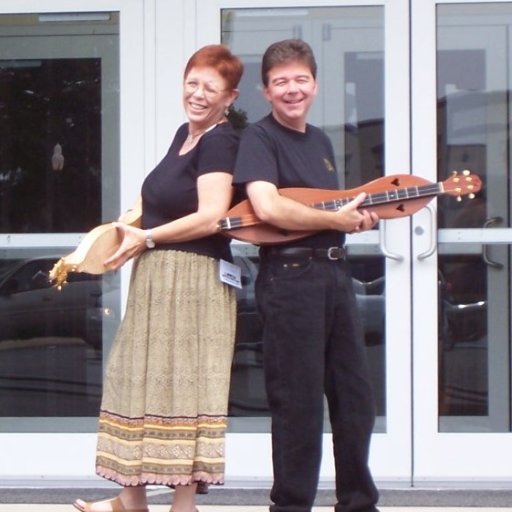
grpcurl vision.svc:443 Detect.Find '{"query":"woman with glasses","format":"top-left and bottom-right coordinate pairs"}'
top-left (74, 44), bottom-right (243, 512)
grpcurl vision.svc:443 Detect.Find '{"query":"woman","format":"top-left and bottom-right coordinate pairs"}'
top-left (74, 44), bottom-right (244, 512)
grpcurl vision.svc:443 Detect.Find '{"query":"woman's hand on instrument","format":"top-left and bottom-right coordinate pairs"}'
top-left (338, 192), bottom-right (379, 233)
top-left (104, 222), bottom-right (146, 270)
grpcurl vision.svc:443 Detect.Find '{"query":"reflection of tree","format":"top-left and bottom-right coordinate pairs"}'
top-left (0, 58), bottom-right (103, 233)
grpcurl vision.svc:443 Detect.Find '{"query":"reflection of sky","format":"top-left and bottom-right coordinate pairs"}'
top-left (342, 52), bottom-right (383, 125)
top-left (445, 90), bottom-right (487, 145)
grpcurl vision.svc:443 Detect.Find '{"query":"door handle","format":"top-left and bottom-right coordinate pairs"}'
top-left (418, 204), bottom-right (437, 260)
top-left (482, 216), bottom-right (503, 269)
top-left (379, 220), bottom-right (403, 261)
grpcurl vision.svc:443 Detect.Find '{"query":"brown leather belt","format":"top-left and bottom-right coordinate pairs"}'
top-left (264, 246), bottom-right (346, 261)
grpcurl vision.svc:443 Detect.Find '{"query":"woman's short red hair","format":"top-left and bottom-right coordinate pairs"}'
top-left (184, 44), bottom-right (244, 90)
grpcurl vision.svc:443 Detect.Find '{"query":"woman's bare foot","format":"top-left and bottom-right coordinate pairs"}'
top-left (170, 482), bottom-right (198, 512)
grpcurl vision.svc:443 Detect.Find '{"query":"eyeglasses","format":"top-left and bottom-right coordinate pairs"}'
top-left (184, 80), bottom-right (226, 99)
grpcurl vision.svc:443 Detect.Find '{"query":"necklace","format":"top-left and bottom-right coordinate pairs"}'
top-left (185, 131), bottom-right (203, 145)
top-left (185, 122), bottom-right (219, 145)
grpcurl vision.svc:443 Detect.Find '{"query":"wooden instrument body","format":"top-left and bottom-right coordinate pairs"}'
top-left (220, 172), bottom-right (481, 245)
top-left (49, 207), bottom-right (141, 288)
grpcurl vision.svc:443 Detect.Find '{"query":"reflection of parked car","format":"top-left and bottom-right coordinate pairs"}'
top-left (233, 254), bottom-right (262, 345)
top-left (438, 261), bottom-right (487, 350)
top-left (228, 247), bottom-right (387, 416)
top-left (0, 256), bottom-right (117, 349)
top-left (230, 252), bottom-right (265, 416)
top-left (352, 276), bottom-right (385, 346)
top-left (437, 259), bottom-right (488, 416)
top-left (1, 252), bottom-right (389, 417)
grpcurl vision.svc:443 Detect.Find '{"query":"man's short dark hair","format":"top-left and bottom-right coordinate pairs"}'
top-left (261, 39), bottom-right (317, 86)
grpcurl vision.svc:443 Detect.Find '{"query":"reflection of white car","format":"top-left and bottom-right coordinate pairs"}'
top-left (0, 256), bottom-right (118, 348)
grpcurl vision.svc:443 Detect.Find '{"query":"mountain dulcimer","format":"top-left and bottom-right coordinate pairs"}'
top-left (218, 171), bottom-right (482, 245)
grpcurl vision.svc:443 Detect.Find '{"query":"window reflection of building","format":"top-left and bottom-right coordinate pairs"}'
top-left (0, 58), bottom-right (102, 233)
top-left (343, 52), bottom-right (384, 189)
top-left (435, 43), bottom-right (507, 426)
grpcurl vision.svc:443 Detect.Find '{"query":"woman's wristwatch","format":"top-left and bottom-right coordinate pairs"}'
top-left (145, 229), bottom-right (156, 249)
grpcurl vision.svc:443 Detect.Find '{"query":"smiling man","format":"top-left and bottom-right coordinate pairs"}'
top-left (233, 39), bottom-right (380, 512)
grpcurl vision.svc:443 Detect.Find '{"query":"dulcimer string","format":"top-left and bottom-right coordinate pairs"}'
top-left (220, 179), bottom-right (453, 231)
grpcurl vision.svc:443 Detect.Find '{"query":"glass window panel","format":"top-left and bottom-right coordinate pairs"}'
top-left (228, 245), bottom-right (386, 432)
top-left (0, 249), bottom-right (121, 431)
top-left (437, 4), bottom-right (510, 230)
top-left (437, 3), bottom-right (512, 432)
top-left (0, 13), bottom-right (119, 432)
top-left (438, 252), bottom-right (488, 416)
top-left (222, 6), bottom-right (385, 433)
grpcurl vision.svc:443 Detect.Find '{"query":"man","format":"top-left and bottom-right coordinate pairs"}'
top-left (233, 39), bottom-right (380, 512)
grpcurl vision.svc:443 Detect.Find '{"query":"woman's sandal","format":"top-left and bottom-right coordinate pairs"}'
top-left (73, 496), bottom-right (149, 512)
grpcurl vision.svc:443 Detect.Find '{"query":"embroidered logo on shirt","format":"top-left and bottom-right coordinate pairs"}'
top-left (323, 157), bottom-right (335, 172)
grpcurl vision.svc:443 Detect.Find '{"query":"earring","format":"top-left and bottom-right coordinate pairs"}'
top-left (224, 105), bottom-right (231, 116)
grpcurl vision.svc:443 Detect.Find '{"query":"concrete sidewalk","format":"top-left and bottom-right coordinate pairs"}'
top-left (2, 485), bottom-right (512, 510)
top-left (0, 507), bottom-right (510, 512)
top-left (0, 507), bottom-right (318, 512)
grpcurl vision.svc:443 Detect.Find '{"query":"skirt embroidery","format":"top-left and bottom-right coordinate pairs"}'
top-left (95, 250), bottom-right (236, 487)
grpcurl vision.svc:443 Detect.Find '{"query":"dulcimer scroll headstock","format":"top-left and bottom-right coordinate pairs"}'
top-left (49, 207), bottom-right (141, 290)
top-left (442, 170), bottom-right (482, 202)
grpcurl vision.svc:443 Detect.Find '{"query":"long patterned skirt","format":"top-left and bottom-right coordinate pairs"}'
top-left (95, 249), bottom-right (236, 487)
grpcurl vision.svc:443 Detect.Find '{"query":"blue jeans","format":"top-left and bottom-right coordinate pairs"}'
top-left (256, 252), bottom-right (379, 512)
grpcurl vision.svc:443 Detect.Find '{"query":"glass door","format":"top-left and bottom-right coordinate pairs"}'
top-left (0, 11), bottom-right (120, 431)
top-left (199, 0), bottom-right (413, 483)
top-left (0, 0), bottom-right (146, 482)
top-left (412, 0), bottom-right (512, 481)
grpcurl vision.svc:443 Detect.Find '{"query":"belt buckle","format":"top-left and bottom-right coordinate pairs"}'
top-left (327, 247), bottom-right (343, 260)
